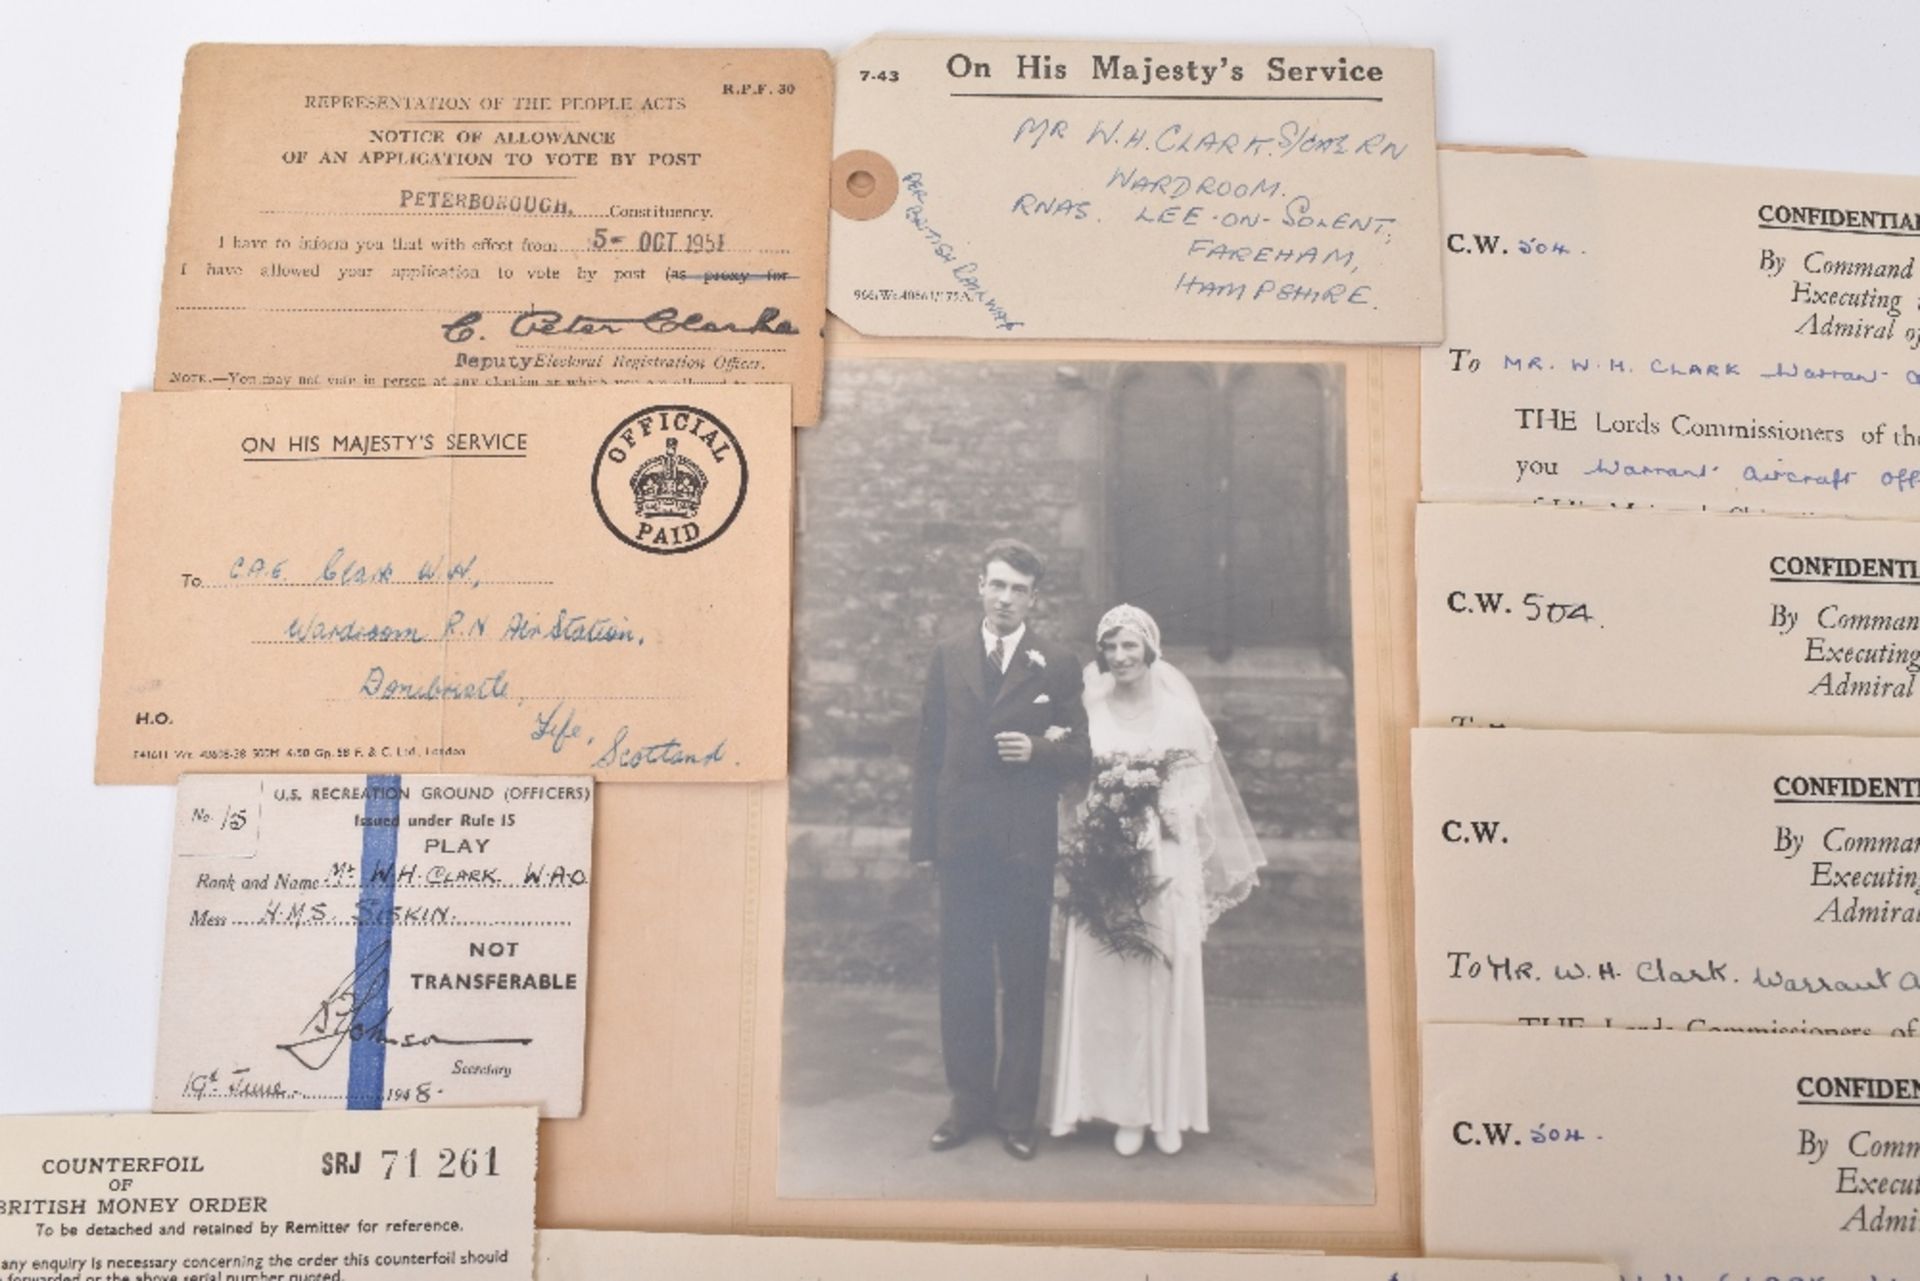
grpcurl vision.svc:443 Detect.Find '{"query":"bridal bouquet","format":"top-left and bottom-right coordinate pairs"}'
top-left (1057, 749), bottom-right (1191, 965)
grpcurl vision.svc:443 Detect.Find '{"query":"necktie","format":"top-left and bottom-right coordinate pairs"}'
top-left (990, 635), bottom-right (1006, 672)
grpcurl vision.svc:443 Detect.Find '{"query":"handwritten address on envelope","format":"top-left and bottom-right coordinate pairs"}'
top-left (95, 385), bottom-right (791, 784)
top-left (829, 38), bottom-right (1440, 343)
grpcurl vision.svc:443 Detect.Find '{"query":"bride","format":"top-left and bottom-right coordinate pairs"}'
top-left (1047, 604), bottom-right (1266, 1156)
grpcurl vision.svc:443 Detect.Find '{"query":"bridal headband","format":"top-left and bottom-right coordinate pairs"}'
top-left (1095, 603), bottom-right (1161, 656)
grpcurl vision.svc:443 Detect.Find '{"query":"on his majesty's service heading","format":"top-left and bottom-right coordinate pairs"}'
top-left (830, 38), bottom-right (1441, 344)
top-left (923, 48), bottom-right (1398, 87)
top-left (96, 386), bottom-right (793, 785)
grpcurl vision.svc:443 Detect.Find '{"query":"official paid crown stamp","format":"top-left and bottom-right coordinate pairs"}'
top-left (591, 404), bottom-right (748, 554)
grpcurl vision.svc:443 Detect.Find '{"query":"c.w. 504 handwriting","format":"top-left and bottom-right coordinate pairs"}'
top-left (1418, 504), bottom-right (1918, 736)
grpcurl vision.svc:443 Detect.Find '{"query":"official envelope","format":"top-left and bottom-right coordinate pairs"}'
top-left (95, 385), bottom-right (791, 783)
top-left (1424, 1023), bottom-right (1920, 1275)
top-left (829, 37), bottom-right (1441, 343)
top-left (536, 1227), bottom-right (1618, 1281)
top-left (1418, 502), bottom-right (1920, 734)
top-left (1424, 151), bottom-right (1920, 519)
top-left (0, 1108), bottom-right (534, 1278)
top-left (155, 774), bottom-right (593, 1117)
top-left (157, 45), bottom-right (832, 424)
top-left (1415, 728), bottom-right (1920, 1035)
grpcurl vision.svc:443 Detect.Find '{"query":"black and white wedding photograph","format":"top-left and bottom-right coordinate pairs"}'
top-left (779, 356), bottom-right (1372, 1205)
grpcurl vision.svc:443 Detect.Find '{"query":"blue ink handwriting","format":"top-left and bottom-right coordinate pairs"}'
top-left (900, 172), bottom-right (1024, 332)
top-left (360, 667), bottom-right (510, 700)
top-left (1584, 457), bottom-right (1718, 481)
top-left (1742, 463), bottom-right (1858, 489)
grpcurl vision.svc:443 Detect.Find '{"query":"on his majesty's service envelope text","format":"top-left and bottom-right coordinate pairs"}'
top-left (96, 385), bottom-right (792, 784)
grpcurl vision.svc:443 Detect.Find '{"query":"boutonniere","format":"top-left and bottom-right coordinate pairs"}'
top-left (1044, 725), bottom-right (1071, 742)
top-left (1026, 650), bottom-right (1047, 669)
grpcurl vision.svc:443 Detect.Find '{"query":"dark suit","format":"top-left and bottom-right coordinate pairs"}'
top-left (910, 622), bottom-right (1092, 1133)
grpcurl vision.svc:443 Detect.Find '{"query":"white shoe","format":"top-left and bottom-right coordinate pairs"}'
top-left (1153, 1128), bottom-right (1183, 1156)
top-left (1112, 1125), bottom-right (1146, 1156)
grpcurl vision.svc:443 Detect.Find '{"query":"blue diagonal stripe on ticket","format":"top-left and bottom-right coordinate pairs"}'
top-left (346, 773), bottom-right (401, 1110)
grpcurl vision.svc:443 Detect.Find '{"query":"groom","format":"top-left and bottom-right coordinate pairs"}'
top-left (910, 538), bottom-right (1091, 1160)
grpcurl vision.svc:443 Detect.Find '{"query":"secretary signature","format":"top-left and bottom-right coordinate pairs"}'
top-left (275, 945), bottom-right (532, 1070)
top-left (441, 305), bottom-right (798, 343)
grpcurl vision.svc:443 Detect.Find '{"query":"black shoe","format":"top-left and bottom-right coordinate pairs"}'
top-left (929, 1118), bottom-right (976, 1151)
top-left (1001, 1130), bottom-right (1038, 1161)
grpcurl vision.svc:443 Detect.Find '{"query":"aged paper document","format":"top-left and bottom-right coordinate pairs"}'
top-left (96, 385), bottom-right (791, 784)
top-left (0, 1108), bottom-right (534, 1281)
top-left (538, 1227), bottom-right (1617, 1281)
top-left (829, 38), bottom-right (1440, 343)
top-left (1424, 151), bottom-right (1920, 518)
top-left (538, 331), bottom-right (1424, 1250)
top-left (158, 46), bottom-right (832, 424)
top-left (1425, 1023), bottom-right (1920, 1275)
top-left (1414, 728), bottom-right (1920, 1035)
top-left (1418, 503), bottom-right (1920, 734)
top-left (155, 774), bottom-right (592, 1116)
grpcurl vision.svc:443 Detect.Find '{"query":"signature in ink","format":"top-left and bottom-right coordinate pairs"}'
top-left (276, 941), bottom-right (393, 1071)
top-left (276, 941), bottom-right (533, 1075)
top-left (377, 1030), bottom-right (534, 1051)
top-left (275, 948), bottom-right (534, 1071)
top-left (441, 305), bottom-right (798, 343)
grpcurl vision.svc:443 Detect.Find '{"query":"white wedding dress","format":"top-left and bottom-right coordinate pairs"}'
top-left (1047, 664), bottom-right (1263, 1142)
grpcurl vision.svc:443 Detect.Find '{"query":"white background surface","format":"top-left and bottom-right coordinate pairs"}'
top-left (2, 0), bottom-right (1916, 1112)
